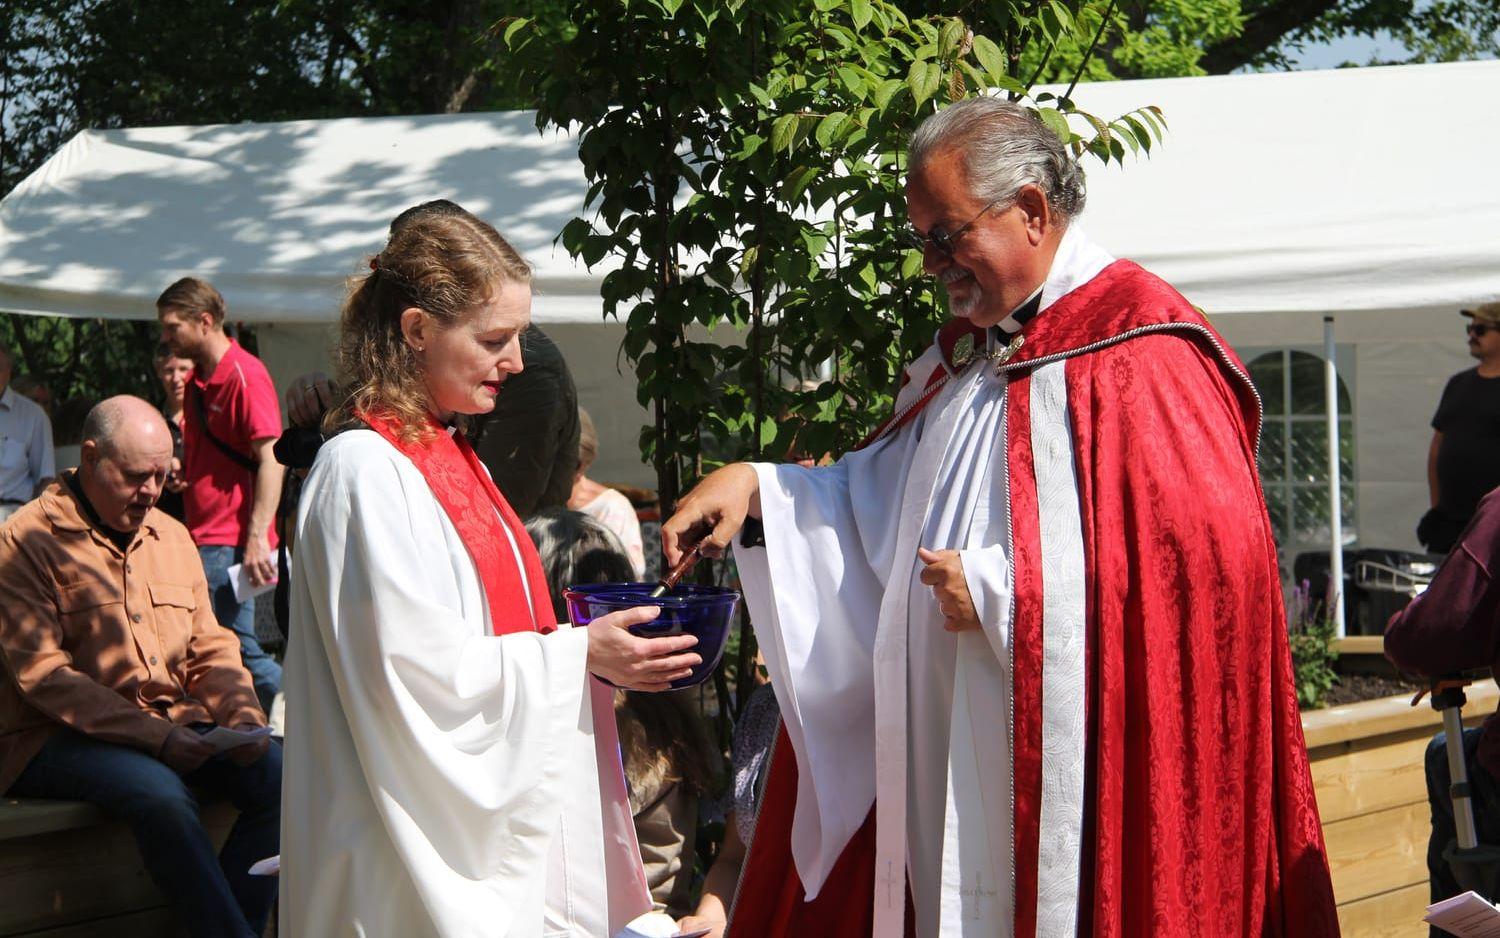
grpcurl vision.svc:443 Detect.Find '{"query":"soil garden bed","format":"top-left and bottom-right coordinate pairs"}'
top-left (1321, 672), bottom-right (1423, 708)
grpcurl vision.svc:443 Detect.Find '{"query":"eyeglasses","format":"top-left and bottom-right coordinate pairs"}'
top-left (901, 199), bottom-right (1006, 257)
top-left (1467, 323), bottom-right (1495, 338)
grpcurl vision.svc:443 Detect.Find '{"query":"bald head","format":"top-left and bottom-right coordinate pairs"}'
top-left (79, 396), bottom-right (175, 532)
top-left (83, 396), bottom-right (171, 456)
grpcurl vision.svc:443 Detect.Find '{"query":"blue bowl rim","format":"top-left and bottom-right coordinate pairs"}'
top-left (562, 581), bottom-right (741, 608)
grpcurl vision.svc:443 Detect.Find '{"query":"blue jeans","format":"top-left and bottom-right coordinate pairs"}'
top-left (1426, 728), bottom-right (1500, 935)
top-left (9, 727), bottom-right (282, 938)
top-left (199, 545), bottom-right (281, 712)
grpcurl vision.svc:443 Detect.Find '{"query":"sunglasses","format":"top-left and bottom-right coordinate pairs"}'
top-left (1467, 323), bottom-right (1495, 338)
top-left (901, 199), bottom-right (1006, 257)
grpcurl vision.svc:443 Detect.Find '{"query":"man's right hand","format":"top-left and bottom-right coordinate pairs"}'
top-left (160, 726), bottom-right (215, 775)
top-left (661, 463), bottom-right (761, 564)
top-left (586, 606), bottom-right (702, 692)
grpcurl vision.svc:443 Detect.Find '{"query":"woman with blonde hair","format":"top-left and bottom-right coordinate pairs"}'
top-left (281, 204), bottom-right (700, 937)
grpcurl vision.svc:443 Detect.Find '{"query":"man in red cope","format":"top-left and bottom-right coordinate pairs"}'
top-left (157, 278), bottom-right (286, 713)
top-left (662, 97), bottom-right (1339, 937)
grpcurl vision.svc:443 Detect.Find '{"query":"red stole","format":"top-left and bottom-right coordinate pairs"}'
top-left (364, 412), bottom-right (555, 637)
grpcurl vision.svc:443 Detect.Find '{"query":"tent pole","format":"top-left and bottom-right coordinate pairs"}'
top-left (1324, 316), bottom-right (1346, 639)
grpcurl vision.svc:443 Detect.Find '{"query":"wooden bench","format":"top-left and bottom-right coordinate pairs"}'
top-left (0, 796), bottom-right (240, 937)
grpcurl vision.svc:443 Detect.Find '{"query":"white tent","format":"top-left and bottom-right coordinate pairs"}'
top-left (2, 61), bottom-right (1498, 531)
top-left (0, 111), bottom-right (658, 481)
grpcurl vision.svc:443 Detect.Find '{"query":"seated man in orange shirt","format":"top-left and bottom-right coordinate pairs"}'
top-left (0, 395), bottom-right (279, 938)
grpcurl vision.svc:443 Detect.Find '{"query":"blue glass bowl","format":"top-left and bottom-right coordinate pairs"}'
top-left (563, 582), bottom-right (741, 689)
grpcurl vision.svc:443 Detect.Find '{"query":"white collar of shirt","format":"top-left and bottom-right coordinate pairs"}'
top-left (0, 386), bottom-right (14, 411)
top-left (1038, 224), bottom-right (1116, 313)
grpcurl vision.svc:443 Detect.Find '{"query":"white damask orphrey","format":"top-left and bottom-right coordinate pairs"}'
top-left (1030, 360), bottom-right (1089, 938)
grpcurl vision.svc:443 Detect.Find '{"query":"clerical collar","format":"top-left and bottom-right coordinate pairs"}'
top-left (986, 287), bottom-right (1044, 355)
top-left (63, 471), bottom-right (137, 552)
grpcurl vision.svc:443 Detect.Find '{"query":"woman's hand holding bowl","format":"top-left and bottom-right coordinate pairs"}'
top-left (585, 605), bottom-right (701, 692)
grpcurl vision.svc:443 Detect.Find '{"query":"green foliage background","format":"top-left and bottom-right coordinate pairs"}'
top-left (503, 0), bottom-right (1167, 521)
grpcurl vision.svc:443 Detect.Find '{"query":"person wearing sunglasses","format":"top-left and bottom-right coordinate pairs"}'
top-left (1419, 302), bottom-right (1500, 554)
top-left (663, 96), bottom-right (1337, 937)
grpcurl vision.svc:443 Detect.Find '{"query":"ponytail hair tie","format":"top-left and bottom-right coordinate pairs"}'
top-left (369, 258), bottom-right (379, 271)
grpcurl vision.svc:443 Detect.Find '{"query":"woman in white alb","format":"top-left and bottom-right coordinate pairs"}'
top-left (279, 205), bottom-right (702, 938)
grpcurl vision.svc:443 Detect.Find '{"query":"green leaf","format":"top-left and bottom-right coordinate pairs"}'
top-left (660, 0), bottom-right (685, 15)
top-left (872, 78), bottom-right (904, 110)
top-left (739, 246), bottom-right (760, 279)
top-left (1048, 1), bottom-right (1075, 34)
top-left (780, 165), bottom-right (821, 204)
top-left (938, 17), bottom-right (967, 58)
top-left (837, 66), bottom-right (866, 99)
top-left (800, 228), bottom-right (832, 255)
top-left (1036, 107), bottom-right (1072, 145)
top-left (737, 134), bottom-right (766, 160)
top-left (852, 0), bottom-right (872, 30)
top-left (501, 17), bottom-right (530, 48)
top-left (971, 33), bottom-right (1004, 77)
top-left (581, 235), bottom-right (611, 267)
top-left (900, 249), bottom-right (925, 280)
top-left (1120, 114), bottom-right (1152, 153)
top-left (906, 60), bottom-right (940, 107)
top-left (771, 113), bottom-right (799, 154)
top-left (559, 217), bottom-right (591, 255)
top-left (1141, 105), bottom-right (1168, 141)
top-left (815, 112), bottom-right (851, 148)
top-left (993, 73), bottom-right (1029, 97)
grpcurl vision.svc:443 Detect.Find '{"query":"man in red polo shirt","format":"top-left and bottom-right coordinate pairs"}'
top-left (157, 278), bottom-right (285, 712)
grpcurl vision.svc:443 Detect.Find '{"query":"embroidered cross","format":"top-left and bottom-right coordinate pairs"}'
top-left (959, 870), bottom-right (998, 920)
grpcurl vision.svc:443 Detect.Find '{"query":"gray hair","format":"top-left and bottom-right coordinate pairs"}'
top-left (909, 97), bottom-right (1087, 221)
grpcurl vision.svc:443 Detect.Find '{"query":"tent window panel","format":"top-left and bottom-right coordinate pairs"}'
top-left (1287, 419), bottom-right (1354, 485)
top-left (1265, 485), bottom-right (1290, 547)
top-left (1246, 348), bottom-right (1356, 555)
top-left (1287, 350), bottom-right (1353, 415)
top-left (1291, 483), bottom-right (1357, 546)
top-left (1260, 420), bottom-right (1286, 481)
top-left (1250, 354), bottom-right (1286, 417)
top-left (1290, 422), bottom-right (1329, 484)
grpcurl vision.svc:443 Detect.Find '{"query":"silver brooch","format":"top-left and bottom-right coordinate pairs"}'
top-left (992, 334), bottom-right (1024, 366)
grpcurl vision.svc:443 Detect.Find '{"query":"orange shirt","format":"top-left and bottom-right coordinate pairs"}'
top-left (0, 478), bottom-right (264, 792)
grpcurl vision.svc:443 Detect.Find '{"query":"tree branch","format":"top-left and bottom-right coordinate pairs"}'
top-left (444, 71), bottom-right (479, 113)
top-left (1065, 0), bottom-right (1118, 100)
top-left (1198, 0), bottom-right (1344, 74)
top-left (318, 15), bottom-right (385, 104)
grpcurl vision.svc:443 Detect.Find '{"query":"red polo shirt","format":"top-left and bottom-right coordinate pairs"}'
top-left (182, 339), bottom-right (282, 548)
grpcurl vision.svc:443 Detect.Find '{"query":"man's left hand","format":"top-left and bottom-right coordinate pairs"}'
top-left (918, 548), bottom-right (980, 632)
top-left (242, 534), bottom-right (276, 587)
top-left (226, 723), bottom-right (272, 767)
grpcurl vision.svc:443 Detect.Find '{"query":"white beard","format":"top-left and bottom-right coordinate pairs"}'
top-left (941, 269), bottom-right (987, 321)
